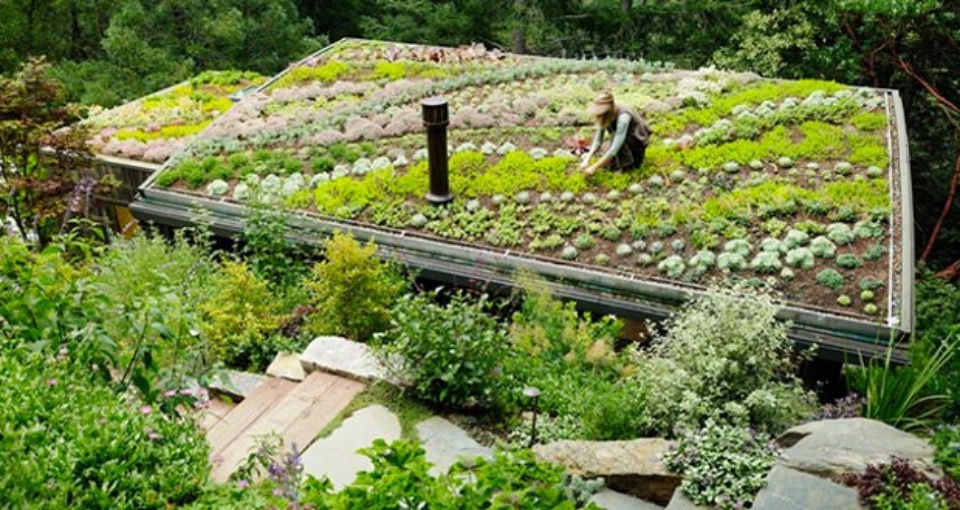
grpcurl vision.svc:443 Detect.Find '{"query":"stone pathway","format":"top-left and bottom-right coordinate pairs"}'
top-left (301, 404), bottom-right (401, 488)
top-left (591, 488), bottom-right (665, 510)
top-left (416, 416), bottom-right (492, 476)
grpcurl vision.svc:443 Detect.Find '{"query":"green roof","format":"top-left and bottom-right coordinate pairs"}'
top-left (84, 70), bottom-right (265, 163)
top-left (135, 39), bottom-right (912, 340)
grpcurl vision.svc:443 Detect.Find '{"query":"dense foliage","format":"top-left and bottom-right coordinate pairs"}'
top-left (843, 457), bottom-right (960, 510)
top-left (378, 290), bottom-right (513, 411)
top-left (0, 349), bottom-right (210, 508)
top-left (633, 286), bottom-right (817, 435)
top-left (664, 421), bottom-right (779, 509)
top-left (305, 231), bottom-right (407, 341)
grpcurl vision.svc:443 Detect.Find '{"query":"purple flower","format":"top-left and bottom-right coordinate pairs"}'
top-left (272, 488), bottom-right (283, 497)
top-left (148, 432), bottom-right (162, 440)
top-left (46, 379), bottom-right (58, 387)
top-left (163, 390), bottom-right (177, 398)
top-left (237, 479), bottom-right (249, 490)
top-left (140, 405), bottom-right (152, 415)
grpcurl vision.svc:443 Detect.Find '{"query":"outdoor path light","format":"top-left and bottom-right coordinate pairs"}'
top-left (523, 386), bottom-right (541, 448)
top-left (421, 96), bottom-right (453, 205)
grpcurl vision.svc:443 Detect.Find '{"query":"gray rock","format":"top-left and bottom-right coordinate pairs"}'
top-left (777, 418), bottom-right (936, 481)
top-left (534, 439), bottom-right (679, 506)
top-left (208, 370), bottom-right (267, 400)
top-left (300, 336), bottom-right (387, 381)
top-left (753, 465), bottom-right (862, 510)
top-left (591, 488), bottom-right (664, 510)
top-left (266, 352), bottom-right (305, 381)
top-left (416, 416), bottom-right (491, 476)
top-left (300, 404), bottom-right (401, 489)
top-left (664, 488), bottom-right (710, 510)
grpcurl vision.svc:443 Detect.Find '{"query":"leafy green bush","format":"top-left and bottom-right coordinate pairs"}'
top-left (932, 424), bottom-right (960, 481)
top-left (842, 457), bottom-right (960, 510)
top-left (847, 332), bottom-right (955, 433)
top-left (297, 439), bottom-right (595, 508)
top-left (93, 230), bottom-right (218, 371)
top-left (816, 268), bottom-right (844, 289)
top-left (506, 275), bottom-right (642, 440)
top-left (242, 200), bottom-right (307, 289)
top-left (377, 290), bottom-right (512, 411)
top-left (305, 232), bottom-right (406, 341)
top-left (664, 421), bottom-right (778, 510)
top-left (633, 286), bottom-right (816, 435)
top-left (199, 259), bottom-right (285, 370)
top-left (0, 350), bottom-right (209, 508)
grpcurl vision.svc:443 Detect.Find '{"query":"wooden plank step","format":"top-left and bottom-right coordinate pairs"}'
top-left (283, 376), bottom-right (366, 452)
top-left (207, 377), bottom-right (298, 457)
top-left (209, 372), bottom-right (366, 482)
top-left (199, 398), bottom-right (236, 431)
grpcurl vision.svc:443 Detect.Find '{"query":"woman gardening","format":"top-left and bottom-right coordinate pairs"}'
top-left (579, 91), bottom-right (653, 176)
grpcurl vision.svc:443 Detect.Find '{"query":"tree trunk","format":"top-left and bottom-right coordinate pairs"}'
top-left (513, 0), bottom-right (527, 54)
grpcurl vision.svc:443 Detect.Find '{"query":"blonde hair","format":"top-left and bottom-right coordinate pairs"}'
top-left (588, 91), bottom-right (616, 126)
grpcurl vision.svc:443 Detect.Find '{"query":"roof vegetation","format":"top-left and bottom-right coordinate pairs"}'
top-left (147, 39), bottom-right (896, 319)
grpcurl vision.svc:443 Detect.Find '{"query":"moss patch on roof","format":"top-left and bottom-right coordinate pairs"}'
top-left (84, 70), bottom-right (265, 163)
top-left (150, 40), bottom-right (896, 320)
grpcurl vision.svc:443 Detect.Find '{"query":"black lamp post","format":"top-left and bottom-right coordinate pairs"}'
top-left (523, 386), bottom-right (541, 447)
top-left (421, 96), bottom-right (453, 205)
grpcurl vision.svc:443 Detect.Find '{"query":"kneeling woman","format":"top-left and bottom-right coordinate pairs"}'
top-left (579, 92), bottom-right (653, 176)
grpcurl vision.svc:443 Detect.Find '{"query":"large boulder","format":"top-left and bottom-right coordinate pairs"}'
top-left (533, 439), bottom-right (680, 506)
top-left (752, 465), bottom-right (862, 510)
top-left (299, 336), bottom-right (388, 381)
top-left (776, 418), bottom-right (936, 481)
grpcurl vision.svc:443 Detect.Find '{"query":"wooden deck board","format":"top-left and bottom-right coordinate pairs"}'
top-left (199, 398), bottom-right (236, 431)
top-left (207, 377), bottom-right (298, 457)
top-left (208, 372), bottom-right (365, 482)
top-left (283, 377), bottom-right (366, 452)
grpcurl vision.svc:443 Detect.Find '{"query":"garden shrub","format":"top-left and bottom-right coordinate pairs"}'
top-left (0, 350), bottom-right (209, 508)
top-left (242, 200), bottom-right (307, 289)
top-left (295, 439), bottom-right (595, 508)
top-left (842, 457), bottom-right (960, 510)
top-left (305, 232), bottom-right (406, 342)
top-left (816, 268), bottom-right (844, 289)
top-left (506, 275), bottom-right (641, 440)
top-left (377, 290), bottom-right (512, 411)
top-left (932, 424), bottom-right (960, 481)
top-left (913, 274), bottom-right (960, 419)
top-left (664, 421), bottom-right (779, 510)
top-left (199, 259), bottom-right (285, 370)
top-left (810, 236), bottom-right (838, 258)
top-left (633, 286), bottom-right (816, 436)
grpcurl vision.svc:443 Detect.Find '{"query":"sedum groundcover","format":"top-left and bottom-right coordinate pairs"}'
top-left (146, 39), bottom-right (901, 321)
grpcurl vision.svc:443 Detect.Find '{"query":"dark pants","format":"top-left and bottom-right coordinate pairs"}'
top-left (606, 137), bottom-right (647, 171)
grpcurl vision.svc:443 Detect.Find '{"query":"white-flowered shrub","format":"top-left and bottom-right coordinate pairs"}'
top-left (633, 286), bottom-right (816, 436)
top-left (749, 252), bottom-right (781, 274)
top-left (717, 252), bottom-right (746, 272)
top-left (723, 239), bottom-right (752, 257)
top-left (206, 179), bottom-right (230, 197)
top-left (826, 223), bottom-right (855, 245)
top-left (809, 236), bottom-right (837, 258)
top-left (782, 229), bottom-right (810, 249)
top-left (658, 255), bottom-right (686, 278)
top-left (785, 247), bottom-right (815, 269)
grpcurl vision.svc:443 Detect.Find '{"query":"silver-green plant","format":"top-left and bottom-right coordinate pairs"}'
top-left (632, 286), bottom-right (816, 436)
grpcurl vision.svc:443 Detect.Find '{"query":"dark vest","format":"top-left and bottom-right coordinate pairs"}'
top-left (605, 105), bottom-right (652, 147)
